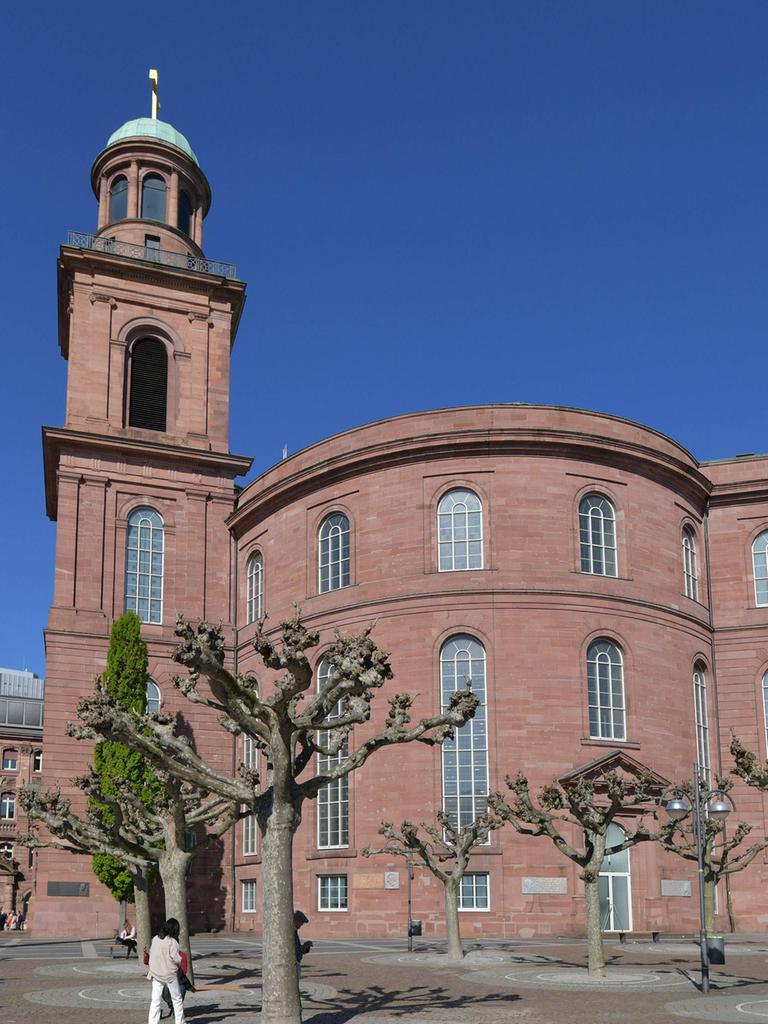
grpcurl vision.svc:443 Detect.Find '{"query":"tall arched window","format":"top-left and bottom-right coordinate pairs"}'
top-left (141, 174), bottom-right (167, 221)
top-left (683, 527), bottom-right (699, 600)
top-left (441, 636), bottom-right (488, 828)
top-left (762, 672), bottom-right (768, 756)
top-left (125, 507), bottom-right (164, 624)
top-left (319, 513), bottom-right (350, 593)
top-left (246, 552), bottom-right (264, 624)
top-left (316, 658), bottom-right (349, 849)
top-left (146, 680), bottom-right (161, 714)
top-left (579, 494), bottom-right (618, 576)
top-left (753, 531), bottom-right (768, 606)
top-left (129, 338), bottom-right (168, 431)
top-left (109, 175), bottom-right (128, 221)
top-left (587, 639), bottom-right (625, 740)
top-left (599, 823), bottom-right (632, 932)
top-left (178, 190), bottom-right (193, 235)
top-left (693, 663), bottom-right (710, 782)
top-left (437, 489), bottom-right (483, 571)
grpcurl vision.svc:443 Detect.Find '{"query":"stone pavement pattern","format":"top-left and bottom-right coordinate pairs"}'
top-left (3, 935), bottom-right (768, 1023)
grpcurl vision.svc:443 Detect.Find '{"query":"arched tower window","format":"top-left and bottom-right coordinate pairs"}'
top-left (579, 494), bottom-right (618, 576)
top-left (141, 174), bottom-right (167, 222)
top-left (693, 663), bottom-right (710, 782)
top-left (316, 658), bottom-right (349, 849)
top-left (437, 489), bottom-right (483, 571)
top-left (125, 507), bottom-right (164, 624)
top-left (683, 527), bottom-right (699, 600)
top-left (178, 190), bottom-right (193, 235)
top-left (753, 531), bottom-right (768, 606)
top-left (109, 175), bottom-right (128, 221)
top-left (318, 513), bottom-right (350, 593)
top-left (146, 680), bottom-right (161, 714)
top-left (246, 552), bottom-right (264, 624)
top-left (587, 639), bottom-right (625, 740)
top-left (129, 338), bottom-right (168, 432)
top-left (440, 635), bottom-right (488, 828)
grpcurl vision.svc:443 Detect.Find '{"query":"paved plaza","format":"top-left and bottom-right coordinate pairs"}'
top-left (3, 933), bottom-right (768, 1023)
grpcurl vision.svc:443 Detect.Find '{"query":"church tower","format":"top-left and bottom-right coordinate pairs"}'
top-left (35, 92), bottom-right (251, 934)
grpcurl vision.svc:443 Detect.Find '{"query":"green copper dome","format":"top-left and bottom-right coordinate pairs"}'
top-left (106, 118), bottom-right (199, 166)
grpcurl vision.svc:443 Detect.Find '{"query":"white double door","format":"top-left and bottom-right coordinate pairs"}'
top-left (598, 823), bottom-right (633, 932)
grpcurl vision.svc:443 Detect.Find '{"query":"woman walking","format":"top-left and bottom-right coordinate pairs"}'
top-left (146, 918), bottom-right (186, 1024)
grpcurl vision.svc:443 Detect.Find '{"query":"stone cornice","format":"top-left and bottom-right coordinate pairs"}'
top-left (230, 412), bottom-right (712, 534)
top-left (42, 426), bottom-right (252, 520)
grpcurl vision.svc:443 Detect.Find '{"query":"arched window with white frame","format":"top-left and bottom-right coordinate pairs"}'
top-left (318, 513), bottom-right (350, 593)
top-left (146, 680), bottom-right (161, 714)
top-left (683, 527), bottom-right (699, 600)
top-left (693, 662), bottom-right (710, 782)
top-left (753, 531), bottom-right (768, 606)
top-left (125, 507), bottom-right (164, 624)
top-left (579, 494), bottom-right (618, 577)
top-left (587, 639), bottom-right (625, 740)
top-left (762, 672), bottom-right (768, 756)
top-left (316, 658), bottom-right (349, 849)
top-left (246, 552), bottom-right (264, 624)
top-left (437, 489), bottom-right (483, 571)
top-left (440, 635), bottom-right (488, 828)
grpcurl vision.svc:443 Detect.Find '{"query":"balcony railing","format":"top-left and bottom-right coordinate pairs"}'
top-left (66, 231), bottom-right (237, 280)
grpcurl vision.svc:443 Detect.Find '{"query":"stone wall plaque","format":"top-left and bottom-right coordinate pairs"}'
top-left (661, 879), bottom-right (692, 897)
top-left (352, 872), bottom-right (384, 889)
top-left (522, 877), bottom-right (568, 895)
top-left (384, 871), bottom-right (400, 890)
top-left (47, 881), bottom-right (90, 897)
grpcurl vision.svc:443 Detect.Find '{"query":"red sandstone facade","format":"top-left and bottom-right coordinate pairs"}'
top-left (31, 116), bottom-right (768, 940)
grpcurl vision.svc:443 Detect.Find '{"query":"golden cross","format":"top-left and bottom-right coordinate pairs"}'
top-left (149, 69), bottom-right (160, 119)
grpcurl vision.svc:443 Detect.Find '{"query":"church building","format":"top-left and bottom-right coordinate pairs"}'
top-left (31, 107), bottom-right (768, 940)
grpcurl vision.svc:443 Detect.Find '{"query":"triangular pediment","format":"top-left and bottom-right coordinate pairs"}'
top-left (557, 750), bottom-right (670, 793)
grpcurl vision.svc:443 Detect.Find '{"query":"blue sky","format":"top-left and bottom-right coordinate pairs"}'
top-left (2, 2), bottom-right (767, 675)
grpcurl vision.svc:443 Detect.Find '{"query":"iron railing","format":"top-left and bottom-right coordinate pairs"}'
top-left (66, 231), bottom-right (237, 280)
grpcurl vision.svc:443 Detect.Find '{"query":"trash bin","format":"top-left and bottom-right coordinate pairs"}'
top-left (408, 919), bottom-right (422, 937)
top-left (707, 934), bottom-right (725, 965)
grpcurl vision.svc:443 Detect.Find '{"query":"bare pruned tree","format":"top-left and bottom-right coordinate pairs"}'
top-left (68, 609), bottom-right (478, 1024)
top-left (488, 766), bottom-right (660, 975)
top-left (363, 808), bottom-right (504, 960)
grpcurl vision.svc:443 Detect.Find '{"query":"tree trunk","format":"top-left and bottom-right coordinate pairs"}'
top-left (158, 851), bottom-right (195, 985)
top-left (583, 876), bottom-right (606, 976)
top-left (444, 879), bottom-right (464, 960)
top-left (703, 876), bottom-right (717, 935)
top-left (261, 802), bottom-right (302, 1024)
top-left (132, 865), bottom-right (152, 964)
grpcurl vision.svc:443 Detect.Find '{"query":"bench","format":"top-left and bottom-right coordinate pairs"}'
top-left (108, 941), bottom-right (137, 959)
top-left (618, 931), bottom-right (661, 944)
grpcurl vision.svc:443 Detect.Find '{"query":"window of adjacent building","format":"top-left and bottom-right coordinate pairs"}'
top-left (243, 735), bottom-right (257, 770)
top-left (0, 842), bottom-right (12, 859)
top-left (2, 749), bottom-right (18, 771)
top-left (146, 680), bottom-right (161, 714)
top-left (178, 190), bottom-right (193, 236)
top-left (141, 173), bottom-right (167, 222)
top-left (458, 872), bottom-right (490, 911)
top-left (109, 175), bottom-right (128, 221)
top-left (762, 672), bottom-right (768, 756)
top-left (33, 750), bottom-right (42, 773)
top-left (753, 531), bottom-right (768, 606)
top-left (437, 488), bottom-right (483, 571)
top-left (319, 513), bottom-right (350, 593)
top-left (579, 494), bottom-right (618, 577)
top-left (247, 552), bottom-right (264, 624)
top-left (0, 794), bottom-right (15, 820)
top-left (243, 814), bottom-right (258, 856)
top-left (242, 880), bottom-right (257, 913)
top-left (128, 337), bottom-right (168, 432)
top-left (587, 639), bottom-right (626, 740)
top-left (441, 636), bottom-right (488, 829)
top-left (317, 658), bottom-right (349, 849)
top-left (683, 527), bottom-right (699, 600)
top-left (318, 874), bottom-right (348, 911)
top-left (693, 663), bottom-right (711, 782)
top-left (125, 507), bottom-right (164, 624)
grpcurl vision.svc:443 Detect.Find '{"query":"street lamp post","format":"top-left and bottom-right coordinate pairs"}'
top-left (662, 763), bottom-right (735, 995)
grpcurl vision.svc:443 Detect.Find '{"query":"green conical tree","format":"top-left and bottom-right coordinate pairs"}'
top-left (91, 612), bottom-right (159, 949)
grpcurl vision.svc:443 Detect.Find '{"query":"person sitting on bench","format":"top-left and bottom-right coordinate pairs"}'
top-left (116, 920), bottom-right (138, 957)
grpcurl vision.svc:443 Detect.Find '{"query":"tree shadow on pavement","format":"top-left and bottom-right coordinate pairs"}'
top-left (304, 982), bottom-right (521, 1023)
